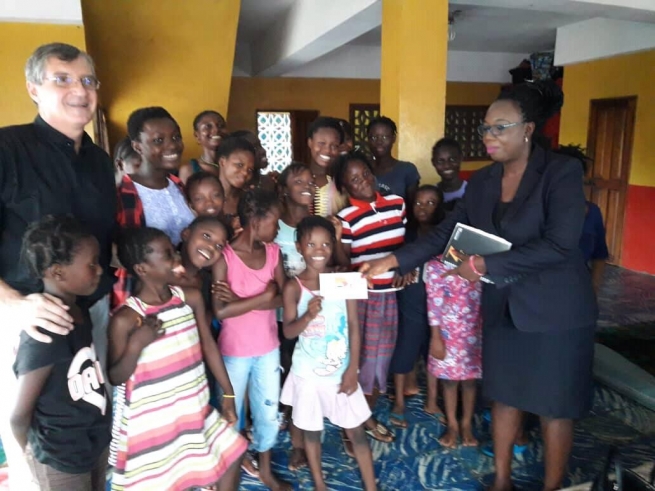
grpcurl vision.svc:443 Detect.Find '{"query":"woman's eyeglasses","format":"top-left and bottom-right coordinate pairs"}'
top-left (477, 122), bottom-right (523, 137)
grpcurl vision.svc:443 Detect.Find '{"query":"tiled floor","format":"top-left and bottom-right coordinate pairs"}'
top-left (596, 265), bottom-right (655, 376)
top-left (597, 265), bottom-right (655, 331)
top-left (3, 265), bottom-right (655, 491)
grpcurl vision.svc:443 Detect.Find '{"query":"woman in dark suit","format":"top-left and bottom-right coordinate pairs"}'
top-left (360, 81), bottom-right (597, 491)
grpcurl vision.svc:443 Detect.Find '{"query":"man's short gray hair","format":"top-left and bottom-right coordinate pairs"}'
top-left (25, 43), bottom-right (96, 84)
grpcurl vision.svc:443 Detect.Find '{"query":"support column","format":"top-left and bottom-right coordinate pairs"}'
top-left (380, 0), bottom-right (448, 179)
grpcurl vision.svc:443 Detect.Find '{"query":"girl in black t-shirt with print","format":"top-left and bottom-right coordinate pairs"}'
top-left (11, 215), bottom-right (111, 491)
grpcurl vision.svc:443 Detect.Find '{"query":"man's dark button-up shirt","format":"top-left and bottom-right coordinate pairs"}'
top-left (0, 116), bottom-right (116, 302)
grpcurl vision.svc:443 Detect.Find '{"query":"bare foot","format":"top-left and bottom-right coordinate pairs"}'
top-left (438, 425), bottom-right (459, 448)
top-left (260, 473), bottom-right (293, 491)
top-left (288, 447), bottom-right (308, 471)
top-left (461, 422), bottom-right (479, 447)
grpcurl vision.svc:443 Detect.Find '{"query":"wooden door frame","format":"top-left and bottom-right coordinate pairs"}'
top-left (585, 95), bottom-right (637, 265)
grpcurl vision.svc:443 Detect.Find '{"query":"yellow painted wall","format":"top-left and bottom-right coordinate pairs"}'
top-left (380, 0), bottom-right (448, 180)
top-left (560, 49), bottom-right (655, 187)
top-left (228, 77), bottom-right (381, 133)
top-left (228, 77), bottom-right (500, 176)
top-left (0, 22), bottom-right (86, 127)
top-left (81, 0), bottom-right (240, 162)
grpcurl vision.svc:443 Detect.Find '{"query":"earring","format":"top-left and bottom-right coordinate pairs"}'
top-left (524, 136), bottom-right (529, 143)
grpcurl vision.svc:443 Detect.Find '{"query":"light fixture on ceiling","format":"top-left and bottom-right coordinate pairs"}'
top-left (448, 10), bottom-right (461, 42)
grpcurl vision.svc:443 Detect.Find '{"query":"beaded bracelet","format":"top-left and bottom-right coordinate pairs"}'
top-left (469, 254), bottom-right (484, 277)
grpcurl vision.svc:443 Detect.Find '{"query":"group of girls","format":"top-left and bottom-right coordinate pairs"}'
top-left (11, 105), bottom-right (484, 491)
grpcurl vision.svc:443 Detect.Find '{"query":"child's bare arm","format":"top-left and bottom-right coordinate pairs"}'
top-left (329, 216), bottom-right (351, 268)
top-left (282, 279), bottom-right (317, 339)
top-left (339, 299), bottom-right (360, 394)
top-left (184, 287), bottom-right (238, 424)
top-left (211, 256), bottom-right (276, 320)
top-left (333, 240), bottom-right (351, 269)
top-left (260, 251), bottom-right (286, 310)
top-left (345, 299), bottom-right (361, 371)
top-left (10, 366), bottom-right (52, 450)
top-left (429, 324), bottom-right (446, 360)
top-left (108, 306), bottom-right (162, 385)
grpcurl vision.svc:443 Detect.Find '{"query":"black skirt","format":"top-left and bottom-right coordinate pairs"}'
top-left (482, 317), bottom-right (596, 419)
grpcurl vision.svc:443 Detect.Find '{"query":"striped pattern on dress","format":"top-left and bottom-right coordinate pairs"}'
top-left (111, 286), bottom-right (246, 491)
top-left (338, 193), bottom-right (406, 291)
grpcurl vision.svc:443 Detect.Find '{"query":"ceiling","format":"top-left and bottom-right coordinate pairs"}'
top-left (234, 0), bottom-right (655, 77)
top-left (237, 0), bottom-right (655, 52)
top-left (348, 6), bottom-right (589, 53)
top-left (237, 0), bottom-right (295, 40)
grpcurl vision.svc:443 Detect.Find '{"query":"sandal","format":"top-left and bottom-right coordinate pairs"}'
top-left (288, 447), bottom-right (308, 471)
top-left (365, 421), bottom-right (395, 443)
top-left (389, 412), bottom-right (408, 429)
top-left (341, 430), bottom-right (355, 458)
top-left (240, 450), bottom-right (259, 478)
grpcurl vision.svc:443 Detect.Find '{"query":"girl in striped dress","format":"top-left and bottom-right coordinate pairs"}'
top-left (333, 152), bottom-right (413, 442)
top-left (108, 227), bottom-right (246, 491)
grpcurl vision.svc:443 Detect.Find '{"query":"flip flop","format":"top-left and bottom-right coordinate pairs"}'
top-left (240, 450), bottom-right (259, 478)
top-left (365, 422), bottom-right (395, 443)
top-left (389, 412), bottom-right (409, 429)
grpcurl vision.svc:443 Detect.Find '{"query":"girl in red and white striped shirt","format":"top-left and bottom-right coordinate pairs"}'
top-left (333, 152), bottom-right (414, 441)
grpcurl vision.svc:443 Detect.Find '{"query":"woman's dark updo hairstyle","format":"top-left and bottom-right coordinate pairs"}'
top-left (332, 151), bottom-right (374, 194)
top-left (216, 136), bottom-right (256, 161)
top-left (127, 106), bottom-right (178, 141)
top-left (237, 188), bottom-right (280, 228)
top-left (21, 215), bottom-right (94, 279)
top-left (193, 110), bottom-right (225, 131)
top-left (496, 80), bottom-right (564, 147)
top-left (555, 144), bottom-right (592, 175)
top-left (366, 116), bottom-right (397, 136)
top-left (307, 116), bottom-right (344, 144)
top-left (295, 215), bottom-right (337, 244)
top-left (117, 227), bottom-right (169, 277)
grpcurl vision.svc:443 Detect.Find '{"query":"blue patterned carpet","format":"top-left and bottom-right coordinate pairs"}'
top-left (235, 383), bottom-right (655, 490)
top-left (4, 266), bottom-right (655, 490)
top-left (238, 265), bottom-right (655, 490)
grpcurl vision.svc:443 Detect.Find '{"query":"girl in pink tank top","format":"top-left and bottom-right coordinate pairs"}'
top-left (212, 189), bottom-right (290, 491)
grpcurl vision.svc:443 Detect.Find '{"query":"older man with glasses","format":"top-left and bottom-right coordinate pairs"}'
top-left (0, 43), bottom-right (116, 490)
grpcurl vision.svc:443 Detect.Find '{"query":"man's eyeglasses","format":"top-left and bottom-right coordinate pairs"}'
top-left (369, 135), bottom-right (392, 143)
top-left (44, 75), bottom-right (101, 91)
top-left (477, 122), bottom-right (523, 137)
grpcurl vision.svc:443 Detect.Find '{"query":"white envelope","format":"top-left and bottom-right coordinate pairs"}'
top-left (319, 272), bottom-right (369, 300)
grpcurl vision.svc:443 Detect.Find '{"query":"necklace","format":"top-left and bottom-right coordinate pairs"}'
top-left (199, 156), bottom-right (220, 169)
